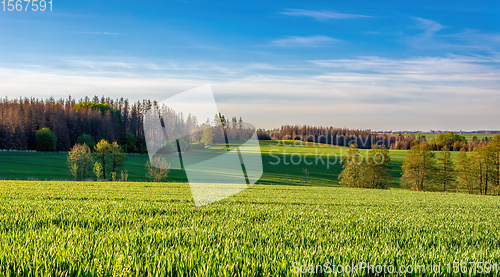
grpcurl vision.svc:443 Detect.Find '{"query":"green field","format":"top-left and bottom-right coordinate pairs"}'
top-left (0, 141), bottom-right (409, 187)
top-left (0, 141), bottom-right (497, 276)
top-left (0, 140), bottom-right (471, 191)
top-left (401, 132), bottom-right (496, 141)
top-left (258, 141), bottom-right (409, 187)
top-left (1, 181), bottom-right (500, 276)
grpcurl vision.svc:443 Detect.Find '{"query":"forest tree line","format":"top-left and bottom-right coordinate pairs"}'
top-left (400, 136), bottom-right (500, 195)
top-left (339, 136), bottom-right (500, 195)
top-left (258, 125), bottom-right (491, 151)
top-left (0, 96), bottom-right (253, 153)
top-left (0, 97), bottom-right (493, 153)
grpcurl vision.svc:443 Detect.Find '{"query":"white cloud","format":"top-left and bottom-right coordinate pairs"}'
top-left (271, 35), bottom-right (337, 47)
top-left (281, 9), bottom-right (370, 20)
top-left (1, 55), bottom-right (499, 131)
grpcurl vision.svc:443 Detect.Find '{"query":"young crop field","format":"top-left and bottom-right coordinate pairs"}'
top-left (0, 181), bottom-right (499, 276)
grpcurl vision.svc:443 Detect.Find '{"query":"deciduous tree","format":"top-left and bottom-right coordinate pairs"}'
top-left (67, 143), bottom-right (94, 180)
top-left (95, 139), bottom-right (127, 180)
top-left (487, 135), bottom-right (500, 194)
top-left (456, 149), bottom-right (475, 194)
top-left (109, 142), bottom-right (127, 175)
top-left (201, 127), bottom-right (213, 147)
top-left (338, 145), bottom-right (364, 188)
top-left (93, 162), bottom-right (103, 180)
top-left (473, 146), bottom-right (495, 195)
top-left (36, 128), bottom-right (57, 152)
top-left (76, 133), bottom-right (96, 150)
top-left (365, 145), bottom-right (392, 189)
top-left (435, 147), bottom-right (454, 192)
top-left (95, 139), bottom-right (112, 180)
top-left (400, 142), bottom-right (436, 191)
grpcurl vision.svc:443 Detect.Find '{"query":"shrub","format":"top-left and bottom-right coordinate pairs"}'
top-left (76, 133), bottom-right (96, 150)
top-left (120, 170), bottom-right (129, 182)
top-left (191, 142), bottom-right (205, 150)
top-left (36, 128), bottom-right (57, 152)
top-left (145, 156), bottom-right (170, 182)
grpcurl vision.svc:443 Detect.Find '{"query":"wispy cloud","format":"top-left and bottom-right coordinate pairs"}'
top-left (272, 35), bottom-right (337, 47)
top-left (245, 63), bottom-right (282, 70)
top-left (414, 17), bottom-right (446, 36)
top-left (311, 55), bottom-right (500, 82)
top-left (407, 18), bottom-right (500, 52)
top-left (447, 28), bottom-right (500, 48)
top-left (16, 56), bottom-right (295, 79)
top-left (281, 9), bottom-right (371, 20)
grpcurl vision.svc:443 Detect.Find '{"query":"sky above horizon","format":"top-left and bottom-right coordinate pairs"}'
top-left (1, 0), bottom-right (499, 131)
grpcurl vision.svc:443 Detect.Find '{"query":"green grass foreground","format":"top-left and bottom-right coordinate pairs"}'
top-left (0, 181), bottom-right (499, 276)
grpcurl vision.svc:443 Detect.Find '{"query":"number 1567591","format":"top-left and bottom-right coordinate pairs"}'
top-left (2, 0), bottom-right (52, 12)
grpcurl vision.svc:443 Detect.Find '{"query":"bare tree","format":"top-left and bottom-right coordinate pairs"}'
top-left (145, 156), bottom-right (171, 182)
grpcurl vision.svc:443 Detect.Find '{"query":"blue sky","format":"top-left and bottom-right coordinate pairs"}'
top-left (1, 0), bottom-right (500, 131)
